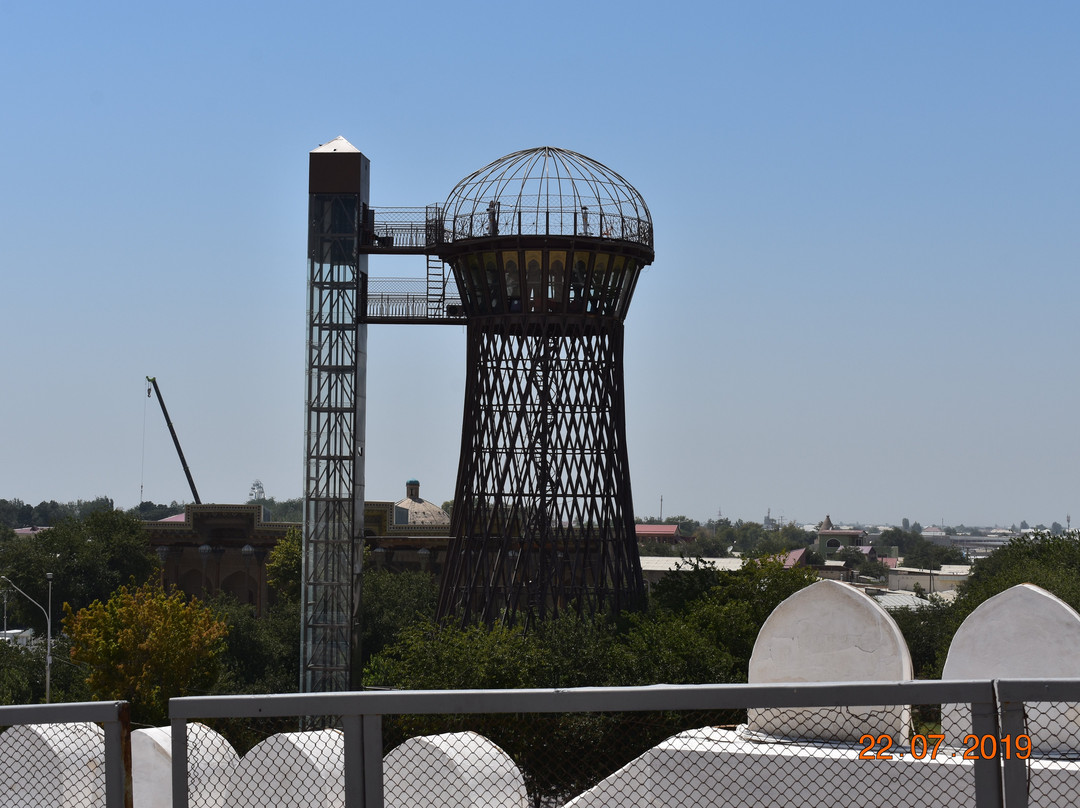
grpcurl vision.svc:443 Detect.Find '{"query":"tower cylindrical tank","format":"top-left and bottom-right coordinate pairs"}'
top-left (437, 147), bottom-right (654, 626)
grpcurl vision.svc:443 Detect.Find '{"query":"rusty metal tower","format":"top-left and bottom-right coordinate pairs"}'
top-left (436, 147), bottom-right (655, 627)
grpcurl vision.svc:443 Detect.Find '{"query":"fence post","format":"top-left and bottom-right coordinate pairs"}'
top-left (363, 714), bottom-right (384, 808)
top-left (343, 711), bottom-right (383, 808)
top-left (171, 716), bottom-right (189, 808)
top-left (972, 697), bottom-right (1004, 808)
top-left (102, 702), bottom-right (133, 808)
top-left (343, 713), bottom-right (363, 808)
top-left (999, 697), bottom-right (1028, 808)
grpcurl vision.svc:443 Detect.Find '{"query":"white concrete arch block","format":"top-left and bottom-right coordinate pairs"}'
top-left (229, 729), bottom-right (344, 808)
top-left (384, 731), bottom-right (527, 808)
top-left (747, 579), bottom-right (913, 742)
top-left (131, 723), bottom-right (238, 808)
top-left (0, 722), bottom-right (105, 808)
top-left (942, 583), bottom-right (1080, 752)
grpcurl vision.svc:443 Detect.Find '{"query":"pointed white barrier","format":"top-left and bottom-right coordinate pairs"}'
top-left (0, 722), bottom-right (104, 807)
top-left (228, 729), bottom-right (344, 808)
top-left (131, 723), bottom-right (238, 808)
top-left (384, 731), bottom-right (527, 808)
top-left (942, 583), bottom-right (1080, 752)
top-left (748, 579), bottom-right (912, 742)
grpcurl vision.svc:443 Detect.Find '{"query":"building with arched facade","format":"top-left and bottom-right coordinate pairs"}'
top-left (144, 481), bottom-right (451, 613)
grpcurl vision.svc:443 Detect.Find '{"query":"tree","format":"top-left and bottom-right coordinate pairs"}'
top-left (248, 497), bottom-right (303, 523)
top-left (650, 557), bottom-right (725, 613)
top-left (887, 596), bottom-right (958, 679)
top-left (211, 593), bottom-right (300, 696)
top-left (127, 500), bottom-right (184, 521)
top-left (0, 510), bottom-right (159, 635)
top-left (0, 499), bottom-right (31, 529)
top-left (265, 526), bottom-right (302, 603)
top-left (0, 634), bottom-right (91, 706)
top-left (65, 582), bottom-right (228, 725)
top-left (835, 547), bottom-right (866, 568)
top-left (956, 531), bottom-right (1080, 617)
top-left (359, 568), bottom-right (438, 664)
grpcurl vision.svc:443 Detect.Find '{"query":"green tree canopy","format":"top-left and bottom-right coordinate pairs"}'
top-left (359, 568), bottom-right (438, 664)
top-left (956, 531), bottom-right (1080, 616)
top-left (0, 509), bottom-right (158, 634)
top-left (248, 497), bottom-right (303, 523)
top-left (65, 582), bottom-right (228, 724)
top-left (265, 526), bottom-right (302, 603)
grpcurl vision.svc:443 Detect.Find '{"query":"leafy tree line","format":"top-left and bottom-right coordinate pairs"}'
top-left (363, 558), bottom-right (819, 806)
top-left (889, 530), bottom-right (1080, 678)
top-left (0, 496), bottom-right (117, 528)
top-left (247, 496), bottom-right (303, 522)
top-left (637, 517), bottom-right (813, 559)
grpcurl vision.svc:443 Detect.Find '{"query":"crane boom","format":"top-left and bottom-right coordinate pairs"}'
top-left (145, 376), bottom-right (202, 504)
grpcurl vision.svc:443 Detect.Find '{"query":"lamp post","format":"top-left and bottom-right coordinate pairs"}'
top-left (1, 573), bottom-right (53, 703)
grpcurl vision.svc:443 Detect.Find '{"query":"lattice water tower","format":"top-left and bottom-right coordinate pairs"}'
top-left (436, 147), bottom-right (655, 627)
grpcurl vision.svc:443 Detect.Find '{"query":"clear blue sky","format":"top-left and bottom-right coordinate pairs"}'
top-left (2, 1), bottom-right (1077, 528)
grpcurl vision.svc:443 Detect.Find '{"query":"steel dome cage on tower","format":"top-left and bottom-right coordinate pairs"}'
top-left (442, 147), bottom-right (653, 249)
top-left (439, 148), bottom-right (654, 323)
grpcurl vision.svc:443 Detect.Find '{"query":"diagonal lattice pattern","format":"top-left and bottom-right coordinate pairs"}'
top-left (439, 316), bottom-right (644, 627)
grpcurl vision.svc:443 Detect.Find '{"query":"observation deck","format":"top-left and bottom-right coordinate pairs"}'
top-left (360, 198), bottom-right (652, 325)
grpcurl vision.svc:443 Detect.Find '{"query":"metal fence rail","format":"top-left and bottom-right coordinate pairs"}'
top-left (7, 681), bottom-right (1080, 807)
top-left (0, 700), bottom-right (132, 808)
top-left (169, 680), bottom-right (1028, 808)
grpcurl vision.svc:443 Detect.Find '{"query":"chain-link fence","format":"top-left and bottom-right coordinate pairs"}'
top-left (169, 680), bottom-right (1080, 808)
top-left (0, 701), bottom-right (131, 808)
top-left (997, 679), bottom-right (1080, 808)
top-left (10, 682), bottom-right (1080, 807)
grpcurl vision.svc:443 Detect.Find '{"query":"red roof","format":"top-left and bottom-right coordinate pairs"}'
top-left (636, 525), bottom-right (680, 536)
top-left (783, 547), bottom-right (807, 568)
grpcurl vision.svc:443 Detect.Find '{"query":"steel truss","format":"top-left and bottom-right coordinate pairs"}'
top-left (438, 316), bottom-right (645, 627)
top-left (302, 193), bottom-right (366, 692)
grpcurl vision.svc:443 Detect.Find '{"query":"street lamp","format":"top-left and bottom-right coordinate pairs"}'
top-left (0, 573), bottom-right (53, 703)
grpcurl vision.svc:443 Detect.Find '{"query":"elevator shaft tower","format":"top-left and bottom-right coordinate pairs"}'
top-left (302, 138), bottom-right (369, 692)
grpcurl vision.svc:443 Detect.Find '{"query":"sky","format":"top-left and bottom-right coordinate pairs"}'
top-left (1, 2), bottom-right (1078, 529)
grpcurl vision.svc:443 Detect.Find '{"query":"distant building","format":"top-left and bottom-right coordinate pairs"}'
top-left (393, 480), bottom-right (451, 527)
top-left (143, 480), bottom-right (453, 612)
top-left (888, 565), bottom-right (970, 595)
top-left (635, 524), bottom-right (688, 544)
top-left (144, 503), bottom-right (289, 616)
top-left (922, 525), bottom-right (948, 541)
top-left (0, 628), bottom-right (34, 646)
top-left (816, 515), bottom-right (869, 557)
